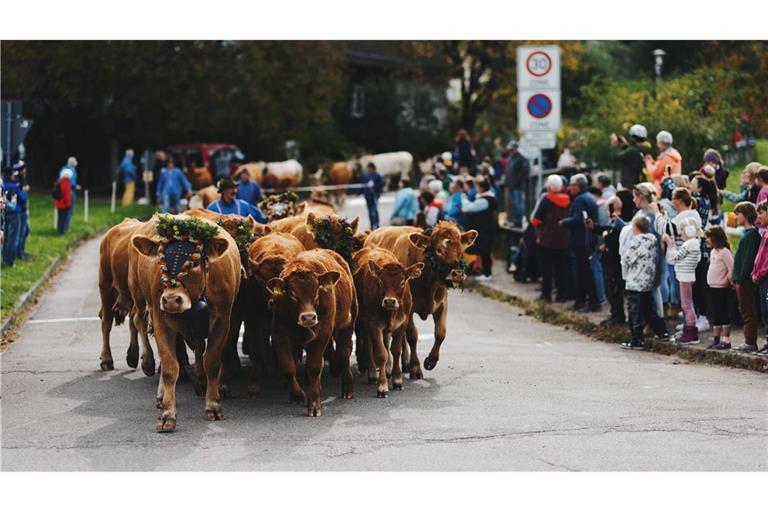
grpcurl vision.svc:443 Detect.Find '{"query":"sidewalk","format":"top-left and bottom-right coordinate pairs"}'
top-left (466, 259), bottom-right (768, 373)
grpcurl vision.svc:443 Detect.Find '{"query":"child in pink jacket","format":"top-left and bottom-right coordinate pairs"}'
top-left (750, 201), bottom-right (768, 355)
top-left (705, 227), bottom-right (734, 349)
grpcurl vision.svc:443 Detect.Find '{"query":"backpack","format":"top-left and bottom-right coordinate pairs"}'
top-left (52, 179), bottom-right (63, 200)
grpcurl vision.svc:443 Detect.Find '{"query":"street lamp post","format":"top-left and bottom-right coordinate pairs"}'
top-left (652, 48), bottom-right (666, 99)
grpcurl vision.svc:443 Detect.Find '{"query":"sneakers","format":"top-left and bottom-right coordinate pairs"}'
top-left (621, 340), bottom-right (645, 350)
top-left (655, 332), bottom-right (671, 342)
top-left (710, 342), bottom-right (731, 350)
top-left (473, 275), bottom-right (492, 282)
top-left (675, 325), bottom-right (700, 345)
top-left (757, 344), bottom-right (768, 355)
top-left (696, 316), bottom-right (710, 332)
top-left (576, 302), bottom-right (602, 313)
top-left (732, 343), bottom-right (758, 353)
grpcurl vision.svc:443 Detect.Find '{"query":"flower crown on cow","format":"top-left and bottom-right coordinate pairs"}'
top-left (156, 216), bottom-right (220, 289)
top-left (310, 215), bottom-right (361, 268)
top-left (258, 191), bottom-right (299, 212)
top-left (215, 217), bottom-right (262, 268)
top-left (421, 224), bottom-right (472, 291)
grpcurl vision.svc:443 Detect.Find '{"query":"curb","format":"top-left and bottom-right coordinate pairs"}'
top-left (466, 281), bottom-right (768, 374)
top-left (1, 256), bottom-right (63, 340)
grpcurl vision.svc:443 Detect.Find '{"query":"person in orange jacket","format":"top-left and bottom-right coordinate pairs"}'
top-left (644, 130), bottom-right (683, 195)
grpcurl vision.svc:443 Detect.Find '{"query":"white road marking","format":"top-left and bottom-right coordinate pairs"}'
top-left (28, 317), bottom-right (100, 324)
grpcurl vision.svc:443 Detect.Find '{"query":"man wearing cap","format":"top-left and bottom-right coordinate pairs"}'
top-left (120, 149), bottom-right (137, 206)
top-left (504, 141), bottom-right (530, 226)
top-left (644, 130), bottom-right (682, 194)
top-left (156, 157), bottom-right (192, 214)
top-left (611, 124), bottom-right (651, 188)
top-left (235, 168), bottom-right (262, 206)
top-left (2, 168), bottom-right (26, 267)
top-left (208, 178), bottom-right (267, 223)
top-left (362, 162), bottom-right (384, 229)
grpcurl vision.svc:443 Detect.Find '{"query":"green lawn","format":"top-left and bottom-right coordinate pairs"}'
top-left (1, 194), bottom-right (154, 318)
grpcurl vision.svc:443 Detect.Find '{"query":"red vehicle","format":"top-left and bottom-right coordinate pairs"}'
top-left (166, 143), bottom-right (247, 189)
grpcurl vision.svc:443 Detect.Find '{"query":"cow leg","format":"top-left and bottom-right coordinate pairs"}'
top-left (335, 326), bottom-right (355, 399)
top-left (305, 334), bottom-right (330, 416)
top-left (391, 327), bottom-right (406, 390)
top-left (401, 336), bottom-right (410, 373)
top-left (273, 329), bottom-right (305, 404)
top-left (98, 289), bottom-right (117, 371)
top-left (202, 318), bottom-right (228, 421)
top-left (370, 326), bottom-right (389, 398)
top-left (154, 325), bottom-right (180, 433)
top-left (126, 314), bottom-right (140, 369)
top-left (424, 303), bottom-right (447, 371)
top-left (175, 335), bottom-right (194, 384)
top-left (133, 311), bottom-right (156, 376)
top-left (192, 341), bottom-right (206, 397)
top-left (406, 316), bottom-right (423, 380)
top-left (354, 326), bottom-right (368, 372)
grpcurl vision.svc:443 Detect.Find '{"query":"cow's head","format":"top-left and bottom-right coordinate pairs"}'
top-left (267, 269), bottom-right (340, 328)
top-left (306, 213), bottom-right (359, 243)
top-left (132, 234), bottom-right (230, 314)
top-left (408, 221), bottom-right (477, 284)
top-left (249, 255), bottom-right (289, 284)
top-left (368, 260), bottom-right (423, 311)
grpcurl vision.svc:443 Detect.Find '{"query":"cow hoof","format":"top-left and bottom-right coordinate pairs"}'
top-left (393, 381), bottom-right (403, 391)
top-left (376, 389), bottom-right (388, 398)
top-left (141, 359), bottom-right (156, 377)
top-left (218, 384), bottom-right (232, 400)
top-left (424, 357), bottom-right (438, 371)
top-left (341, 391), bottom-right (354, 399)
top-left (126, 351), bottom-right (139, 369)
top-left (205, 406), bottom-right (224, 421)
top-left (156, 416), bottom-right (176, 433)
top-left (100, 360), bottom-right (114, 371)
top-left (409, 368), bottom-right (423, 380)
top-left (307, 406), bottom-right (322, 417)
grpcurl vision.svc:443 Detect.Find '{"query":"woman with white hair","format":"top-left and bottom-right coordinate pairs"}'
top-left (58, 156), bottom-right (80, 215)
top-left (54, 168), bottom-right (75, 234)
top-left (644, 130), bottom-right (682, 194)
top-left (531, 174), bottom-right (571, 302)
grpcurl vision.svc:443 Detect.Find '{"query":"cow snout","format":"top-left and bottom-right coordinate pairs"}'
top-left (448, 268), bottom-right (466, 283)
top-left (298, 311), bottom-right (318, 327)
top-left (160, 291), bottom-right (191, 314)
top-left (381, 297), bottom-right (398, 311)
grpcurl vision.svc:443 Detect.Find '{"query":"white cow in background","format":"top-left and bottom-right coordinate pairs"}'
top-left (357, 151), bottom-right (413, 188)
top-left (239, 159), bottom-right (303, 189)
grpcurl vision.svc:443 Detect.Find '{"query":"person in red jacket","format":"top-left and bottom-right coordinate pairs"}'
top-left (531, 174), bottom-right (571, 302)
top-left (55, 168), bottom-right (74, 234)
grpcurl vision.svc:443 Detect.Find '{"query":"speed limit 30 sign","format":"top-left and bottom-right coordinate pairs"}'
top-left (517, 46), bottom-right (560, 90)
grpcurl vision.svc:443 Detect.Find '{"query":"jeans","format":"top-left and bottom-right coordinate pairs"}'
top-left (627, 290), bottom-right (668, 342)
top-left (365, 197), bottom-right (380, 229)
top-left (57, 207), bottom-right (73, 234)
top-left (511, 188), bottom-right (525, 225)
top-left (662, 262), bottom-right (680, 305)
top-left (163, 193), bottom-right (181, 214)
top-left (2, 212), bottom-right (21, 266)
top-left (17, 210), bottom-right (29, 259)
top-left (590, 249), bottom-right (606, 304)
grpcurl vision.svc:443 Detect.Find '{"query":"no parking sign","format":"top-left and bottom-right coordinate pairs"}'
top-left (518, 90), bottom-right (561, 132)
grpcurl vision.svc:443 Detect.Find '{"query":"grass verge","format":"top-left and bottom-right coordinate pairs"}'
top-left (1, 193), bottom-right (154, 320)
top-left (467, 282), bottom-right (768, 374)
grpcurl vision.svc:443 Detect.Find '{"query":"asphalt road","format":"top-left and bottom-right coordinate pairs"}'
top-left (2, 194), bottom-right (767, 470)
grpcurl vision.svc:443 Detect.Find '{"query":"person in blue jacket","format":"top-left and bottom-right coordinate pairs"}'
top-left (235, 168), bottom-right (262, 206)
top-left (560, 173), bottom-right (600, 312)
top-left (120, 149), bottom-right (137, 206)
top-left (156, 158), bottom-right (192, 214)
top-left (208, 178), bottom-right (267, 223)
top-left (2, 168), bottom-right (27, 267)
top-left (390, 178), bottom-right (418, 226)
top-left (362, 162), bottom-right (384, 229)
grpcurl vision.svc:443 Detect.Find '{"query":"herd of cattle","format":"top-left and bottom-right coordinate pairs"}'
top-left (98, 197), bottom-right (477, 432)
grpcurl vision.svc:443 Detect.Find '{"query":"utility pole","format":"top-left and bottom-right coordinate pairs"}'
top-left (652, 48), bottom-right (666, 99)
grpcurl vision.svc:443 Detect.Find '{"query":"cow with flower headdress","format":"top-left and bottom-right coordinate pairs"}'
top-left (129, 214), bottom-right (241, 432)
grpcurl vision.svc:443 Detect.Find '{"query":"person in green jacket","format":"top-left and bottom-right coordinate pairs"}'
top-left (732, 202), bottom-right (761, 352)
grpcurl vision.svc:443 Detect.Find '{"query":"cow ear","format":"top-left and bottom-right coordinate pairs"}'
top-left (266, 277), bottom-right (285, 297)
top-left (294, 202), bottom-right (306, 215)
top-left (132, 235), bottom-right (159, 257)
top-left (460, 230), bottom-right (478, 248)
top-left (407, 263), bottom-right (424, 280)
top-left (244, 214), bottom-right (256, 227)
top-left (408, 232), bottom-right (430, 249)
top-left (205, 237), bottom-right (230, 259)
top-left (319, 271), bottom-right (341, 290)
top-left (367, 260), bottom-right (382, 279)
top-left (306, 212), bottom-right (317, 233)
top-left (349, 217), bottom-right (359, 233)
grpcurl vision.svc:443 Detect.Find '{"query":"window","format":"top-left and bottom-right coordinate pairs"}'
top-left (351, 84), bottom-right (365, 119)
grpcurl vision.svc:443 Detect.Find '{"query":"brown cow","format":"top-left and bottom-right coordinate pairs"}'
top-left (313, 162), bottom-right (352, 208)
top-left (266, 249), bottom-right (357, 416)
top-left (189, 185), bottom-right (220, 209)
top-left (269, 211), bottom-right (359, 251)
top-left (129, 215), bottom-right (241, 432)
top-left (98, 218), bottom-right (149, 372)
top-left (187, 166), bottom-right (213, 190)
top-left (245, 231), bottom-right (306, 397)
top-left (352, 247), bottom-right (423, 397)
top-left (363, 222), bottom-right (477, 379)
